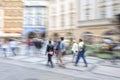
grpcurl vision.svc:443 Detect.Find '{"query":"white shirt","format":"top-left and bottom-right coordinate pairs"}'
top-left (9, 41), bottom-right (17, 48)
top-left (2, 43), bottom-right (8, 48)
top-left (72, 43), bottom-right (78, 52)
top-left (78, 42), bottom-right (84, 51)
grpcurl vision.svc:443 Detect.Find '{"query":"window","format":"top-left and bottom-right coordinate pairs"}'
top-left (61, 4), bottom-right (64, 12)
top-left (24, 6), bottom-right (46, 27)
top-left (84, 0), bottom-right (90, 5)
top-left (100, 7), bottom-right (106, 19)
top-left (25, 8), bottom-right (33, 15)
top-left (70, 12), bottom-right (75, 26)
top-left (61, 14), bottom-right (64, 27)
top-left (53, 16), bottom-right (56, 27)
top-left (113, 4), bottom-right (120, 15)
top-left (85, 9), bottom-right (90, 20)
top-left (36, 8), bottom-right (42, 15)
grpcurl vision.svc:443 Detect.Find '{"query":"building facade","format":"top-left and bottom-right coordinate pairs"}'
top-left (0, 2), bottom-right (3, 34)
top-left (48, 0), bottom-right (77, 39)
top-left (48, 0), bottom-right (120, 41)
top-left (23, 0), bottom-right (48, 38)
top-left (76, 0), bottom-right (120, 40)
top-left (2, 0), bottom-right (24, 34)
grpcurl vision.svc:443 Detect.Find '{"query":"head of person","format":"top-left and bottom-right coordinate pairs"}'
top-left (49, 40), bottom-right (52, 44)
top-left (79, 38), bottom-right (83, 42)
top-left (73, 40), bottom-right (76, 43)
top-left (61, 37), bottom-right (64, 41)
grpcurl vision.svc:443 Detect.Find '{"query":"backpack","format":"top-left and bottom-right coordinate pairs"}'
top-left (82, 44), bottom-right (86, 52)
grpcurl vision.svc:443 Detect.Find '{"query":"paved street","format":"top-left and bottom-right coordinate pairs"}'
top-left (0, 62), bottom-right (81, 80)
top-left (0, 44), bottom-right (120, 80)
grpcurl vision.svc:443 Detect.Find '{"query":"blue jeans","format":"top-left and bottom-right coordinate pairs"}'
top-left (3, 48), bottom-right (7, 57)
top-left (11, 47), bottom-right (16, 56)
top-left (75, 50), bottom-right (87, 65)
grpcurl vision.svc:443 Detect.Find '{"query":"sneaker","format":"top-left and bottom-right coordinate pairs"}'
top-left (46, 64), bottom-right (49, 66)
top-left (74, 64), bottom-right (78, 66)
top-left (51, 65), bottom-right (54, 68)
top-left (84, 64), bottom-right (88, 67)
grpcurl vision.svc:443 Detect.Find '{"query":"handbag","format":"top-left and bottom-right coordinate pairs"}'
top-left (48, 51), bottom-right (54, 55)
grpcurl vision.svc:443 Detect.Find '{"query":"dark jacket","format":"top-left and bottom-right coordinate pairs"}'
top-left (46, 44), bottom-right (54, 52)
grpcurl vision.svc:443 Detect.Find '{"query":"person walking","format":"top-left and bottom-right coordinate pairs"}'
top-left (75, 39), bottom-right (88, 67)
top-left (45, 40), bottom-right (54, 68)
top-left (59, 37), bottom-right (66, 67)
top-left (33, 38), bottom-right (42, 55)
top-left (54, 40), bottom-right (61, 64)
top-left (26, 39), bottom-right (34, 55)
top-left (9, 39), bottom-right (17, 56)
top-left (71, 40), bottom-right (78, 62)
top-left (1, 39), bottom-right (8, 57)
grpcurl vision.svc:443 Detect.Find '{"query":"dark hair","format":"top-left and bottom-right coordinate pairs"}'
top-left (79, 39), bottom-right (83, 42)
top-left (49, 40), bottom-right (51, 44)
top-left (61, 37), bottom-right (64, 40)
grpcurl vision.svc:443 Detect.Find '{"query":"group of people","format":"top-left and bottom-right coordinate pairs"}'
top-left (45, 37), bottom-right (88, 68)
top-left (0, 39), bottom-right (17, 57)
top-left (0, 37), bottom-right (88, 68)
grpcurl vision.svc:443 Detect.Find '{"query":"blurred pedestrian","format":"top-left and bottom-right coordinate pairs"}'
top-left (1, 39), bottom-right (8, 57)
top-left (54, 40), bottom-right (61, 64)
top-left (26, 39), bottom-right (34, 55)
top-left (59, 37), bottom-right (66, 67)
top-left (33, 38), bottom-right (42, 55)
top-left (71, 40), bottom-right (78, 62)
top-left (75, 39), bottom-right (88, 67)
top-left (9, 39), bottom-right (17, 56)
top-left (45, 40), bottom-right (54, 68)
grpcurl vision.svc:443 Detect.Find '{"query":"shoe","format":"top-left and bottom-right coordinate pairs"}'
top-left (74, 64), bottom-right (78, 66)
top-left (84, 64), bottom-right (88, 67)
top-left (46, 64), bottom-right (49, 66)
top-left (59, 64), bottom-right (65, 68)
top-left (51, 65), bottom-right (54, 68)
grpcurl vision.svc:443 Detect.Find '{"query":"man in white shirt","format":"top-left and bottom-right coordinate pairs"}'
top-left (71, 40), bottom-right (78, 62)
top-left (9, 39), bottom-right (17, 56)
top-left (75, 39), bottom-right (88, 67)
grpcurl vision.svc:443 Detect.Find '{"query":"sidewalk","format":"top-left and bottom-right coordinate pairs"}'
top-left (0, 54), bottom-right (120, 80)
top-left (4, 54), bottom-right (120, 78)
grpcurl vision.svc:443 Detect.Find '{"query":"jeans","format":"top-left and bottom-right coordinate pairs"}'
top-left (11, 47), bottom-right (16, 56)
top-left (47, 54), bottom-right (53, 67)
top-left (3, 48), bottom-right (7, 57)
top-left (75, 50), bottom-right (87, 65)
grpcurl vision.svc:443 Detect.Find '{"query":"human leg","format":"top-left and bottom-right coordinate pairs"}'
top-left (75, 51), bottom-right (81, 65)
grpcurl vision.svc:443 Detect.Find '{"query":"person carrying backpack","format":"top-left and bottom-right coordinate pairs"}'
top-left (75, 39), bottom-right (88, 67)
